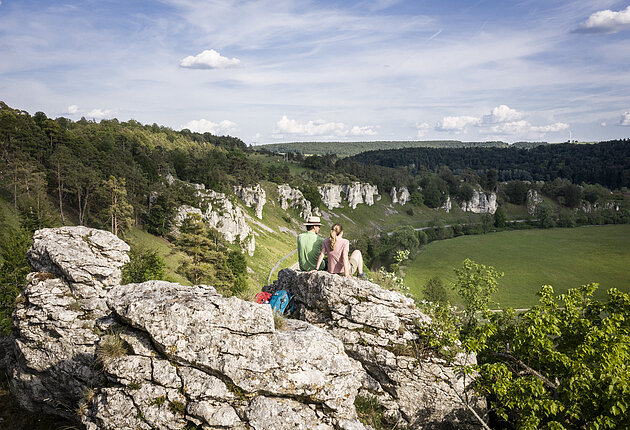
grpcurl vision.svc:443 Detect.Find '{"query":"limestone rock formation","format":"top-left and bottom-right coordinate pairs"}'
top-left (85, 281), bottom-right (363, 430)
top-left (391, 187), bottom-right (411, 205)
top-left (441, 196), bottom-right (452, 213)
top-left (234, 184), bottom-right (266, 219)
top-left (8, 227), bottom-right (129, 419)
top-left (390, 187), bottom-right (398, 204)
top-left (174, 184), bottom-right (255, 256)
top-left (266, 270), bottom-right (486, 429)
top-left (318, 184), bottom-right (345, 210)
top-left (6, 227), bottom-right (367, 429)
top-left (459, 188), bottom-right (497, 214)
top-left (277, 184), bottom-right (316, 220)
top-left (318, 183), bottom-right (380, 210)
top-left (580, 200), bottom-right (620, 213)
top-left (6, 227), bottom-right (485, 429)
top-left (526, 189), bottom-right (543, 215)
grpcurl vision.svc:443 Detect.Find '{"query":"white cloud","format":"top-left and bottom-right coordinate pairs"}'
top-left (620, 112), bottom-right (630, 126)
top-left (486, 120), bottom-right (530, 135)
top-left (67, 104), bottom-right (79, 114)
top-left (275, 116), bottom-right (377, 138)
top-left (179, 49), bottom-right (241, 70)
top-left (416, 122), bottom-right (431, 137)
top-left (601, 122), bottom-right (607, 127)
top-left (483, 104), bottom-right (523, 124)
top-left (183, 119), bottom-right (238, 135)
top-left (576, 5), bottom-right (630, 34)
top-left (349, 125), bottom-right (378, 136)
top-left (531, 122), bottom-right (570, 133)
top-left (86, 108), bottom-right (116, 119)
top-left (435, 115), bottom-right (480, 132)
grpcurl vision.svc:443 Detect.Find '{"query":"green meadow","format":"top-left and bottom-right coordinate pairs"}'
top-left (404, 224), bottom-right (630, 309)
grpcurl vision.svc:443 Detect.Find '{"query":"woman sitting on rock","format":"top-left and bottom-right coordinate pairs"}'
top-left (312, 223), bottom-right (366, 279)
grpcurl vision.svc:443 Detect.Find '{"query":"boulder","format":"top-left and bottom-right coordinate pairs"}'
top-left (9, 227), bottom-right (129, 419)
top-left (398, 187), bottom-right (410, 205)
top-left (390, 187), bottom-right (398, 204)
top-left (266, 270), bottom-right (487, 429)
top-left (391, 187), bottom-right (410, 206)
top-left (8, 227), bottom-right (485, 429)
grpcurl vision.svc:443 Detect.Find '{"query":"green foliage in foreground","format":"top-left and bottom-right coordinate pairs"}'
top-left (475, 284), bottom-right (630, 429)
top-left (420, 260), bottom-right (630, 430)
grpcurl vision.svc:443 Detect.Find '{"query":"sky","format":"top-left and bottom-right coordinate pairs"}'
top-left (1, 0), bottom-right (630, 145)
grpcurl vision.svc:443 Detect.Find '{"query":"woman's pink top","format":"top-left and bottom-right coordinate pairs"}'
top-left (321, 237), bottom-right (349, 274)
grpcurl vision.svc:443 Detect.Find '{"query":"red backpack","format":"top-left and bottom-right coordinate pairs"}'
top-left (254, 291), bottom-right (272, 304)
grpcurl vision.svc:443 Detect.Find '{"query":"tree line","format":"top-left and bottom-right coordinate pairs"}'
top-left (341, 140), bottom-right (630, 189)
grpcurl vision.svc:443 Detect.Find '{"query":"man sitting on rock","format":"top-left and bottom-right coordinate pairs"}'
top-left (297, 216), bottom-right (325, 271)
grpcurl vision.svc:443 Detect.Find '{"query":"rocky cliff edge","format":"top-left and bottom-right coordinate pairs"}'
top-left (4, 227), bottom-right (485, 429)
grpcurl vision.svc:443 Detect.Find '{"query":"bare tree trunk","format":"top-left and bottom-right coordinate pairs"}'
top-left (78, 191), bottom-right (83, 225)
top-left (56, 160), bottom-right (65, 223)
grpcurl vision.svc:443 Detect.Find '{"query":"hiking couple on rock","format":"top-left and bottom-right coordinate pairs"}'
top-left (297, 216), bottom-right (366, 279)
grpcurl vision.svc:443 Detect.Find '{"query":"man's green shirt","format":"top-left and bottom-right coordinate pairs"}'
top-left (297, 231), bottom-right (324, 271)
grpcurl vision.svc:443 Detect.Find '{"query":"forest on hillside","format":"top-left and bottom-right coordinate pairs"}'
top-left (255, 139), bottom-right (513, 157)
top-left (341, 141), bottom-right (630, 188)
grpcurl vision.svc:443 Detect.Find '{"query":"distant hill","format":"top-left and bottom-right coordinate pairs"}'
top-left (254, 140), bottom-right (515, 157)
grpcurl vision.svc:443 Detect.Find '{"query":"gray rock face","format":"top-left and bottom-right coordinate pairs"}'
top-left (81, 281), bottom-right (363, 429)
top-left (9, 227), bottom-right (129, 419)
top-left (318, 182), bottom-right (380, 210)
top-left (580, 200), bottom-right (619, 213)
top-left (277, 184), bottom-right (316, 220)
top-left (441, 196), bottom-right (452, 212)
top-left (174, 186), bottom-right (256, 256)
top-left (526, 189), bottom-right (543, 215)
top-left (459, 188), bottom-right (497, 214)
top-left (391, 187), bottom-right (410, 205)
top-left (234, 184), bottom-right (267, 219)
top-left (8, 227), bottom-right (485, 429)
top-left (266, 270), bottom-right (486, 429)
top-left (8, 227), bottom-right (366, 430)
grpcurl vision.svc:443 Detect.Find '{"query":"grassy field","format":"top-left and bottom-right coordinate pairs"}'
top-left (404, 224), bottom-right (630, 309)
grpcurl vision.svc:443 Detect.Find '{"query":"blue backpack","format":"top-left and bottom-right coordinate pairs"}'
top-left (269, 290), bottom-right (293, 315)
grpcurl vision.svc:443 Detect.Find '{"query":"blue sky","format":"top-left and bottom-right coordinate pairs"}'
top-left (1, 0), bottom-right (630, 144)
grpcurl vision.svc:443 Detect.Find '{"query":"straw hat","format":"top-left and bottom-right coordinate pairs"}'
top-left (304, 216), bottom-right (322, 226)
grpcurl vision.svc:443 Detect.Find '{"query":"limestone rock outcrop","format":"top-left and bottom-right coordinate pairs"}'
top-left (459, 188), bottom-right (497, 214)
top-left (265, 270), bottom-right (486, 429)
top-left (390, 187), bottom-right (410, 205)
top-left (526, 189), bottom-right (543, 215)
top-left (6, 227), bottom-right (485, 429)
top-left (277, 184), bottom-right (317, 220)
top-left (318, 183), bottom-right (380, 210)
top-left (8, 227), bottom-right (129, 419)
top-left (174, 184), bottom-right (255, 256)
top-left (234, 184), bottom-right (266, 219)
top-left (441, 196), bottom-right (452, 212)
top-left (7, 227), bottom-right (366, 430)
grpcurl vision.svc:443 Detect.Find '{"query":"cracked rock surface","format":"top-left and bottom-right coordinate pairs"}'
top-left (7, 227), bottom-right (365, 429)
top-left (266, 269), bottom-right (487, 429)
top-left (7, 226), bottom-right (485, 429)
